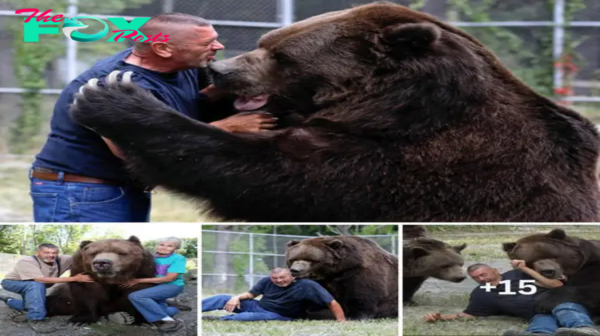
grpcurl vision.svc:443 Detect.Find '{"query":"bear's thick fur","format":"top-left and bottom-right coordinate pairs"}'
top-left (49, 236), bottom-right (157, 324)
top-left (285, 235), bottom-right (398, 319)
top-left (403, 237), bottom-right (467, 303)
top-left (503, 229), bottom-right (600, 315)
top-left (68, 2), bottom-right (600, 222)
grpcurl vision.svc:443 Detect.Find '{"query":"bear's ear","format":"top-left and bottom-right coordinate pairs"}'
top-left (502, 242), bottom-right (517, 253)
top-left (382, 22), bottom-right (441, 49)
top-left (286, 240), bottom-right (300, 248)
top-left (453, 243), bottom-right (467, 253)
top-left (79, 240), bottom-right (93, 249)
top-left (411, 247), bottom-right (429, 258)
top-left (547, 229), bottom-right (567, 240)
top-left (326, 239), bottom-right (344, 250)
top-left (128, 236), bottom-right (142, 245)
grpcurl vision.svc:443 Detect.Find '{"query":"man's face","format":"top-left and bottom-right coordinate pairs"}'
top-left (469, 266), bottom-right (499, 285)
top-left (170, 25), bottom-right (224, 68)
top-left (270, 271), bottom-right (295, 287)
top-left (36, 247), bottom-right (59, 263)
top-left (156, 241), bottom-right (177, 255)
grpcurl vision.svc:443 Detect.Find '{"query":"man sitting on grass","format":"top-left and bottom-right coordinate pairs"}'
top-left (423, 262), bottom-right (599, 336)
top-left (202, 267), bottom-right (346, 322)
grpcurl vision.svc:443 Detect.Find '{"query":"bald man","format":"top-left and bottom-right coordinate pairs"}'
top-left (202, 268), bottom-right (347, 322)
top-left (30, 13), bottom-right (277, 223)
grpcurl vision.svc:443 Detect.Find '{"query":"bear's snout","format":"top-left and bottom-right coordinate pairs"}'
top-left (92, 258), bottom-right (113, 272)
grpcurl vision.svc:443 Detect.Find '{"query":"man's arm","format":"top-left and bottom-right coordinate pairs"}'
top-left (327, 300), bottom-right (346, 322)
top-left (34, 273), bottom-right (94, 284)
top-left (223, 292), bottom-right (258, 312)
top-left (511, 260), bottom-right (564, 288)
top-left (424, 312), bottom-right (475, 322)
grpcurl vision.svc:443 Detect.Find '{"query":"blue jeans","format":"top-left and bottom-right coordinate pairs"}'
top-left (128, 284), bottom-right (183, 323)
top-left (527, 302), bottom-right (595, 334)
top-left (29, 169), bottom-right (151, 222)
top-left (202, 294), bottom-right (292, 322)
top-left (1, 279), bottom-right (47, 320)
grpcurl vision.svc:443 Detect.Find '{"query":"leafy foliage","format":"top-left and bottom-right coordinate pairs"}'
top-left (6, 0), bottom-right (154, 153)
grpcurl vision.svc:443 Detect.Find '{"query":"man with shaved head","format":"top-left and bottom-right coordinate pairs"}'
top-left (202, 267), bottom-right (346, 322)
top-left (29, 13), bottom-right (277, 222)
top-left (423, 263), bottom-right (599, 336)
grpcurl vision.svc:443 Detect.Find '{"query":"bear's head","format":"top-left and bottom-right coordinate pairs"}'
top-left (74, 236), bottom-right (154, 284)
top-left (208, 2), bottom-right (527, 134)
top-left (502, 229), bottom-right (586, 277)
top-left (404, 238), bottom-right (467, 283)
top-left (285, 236), bottom-right (385, 280)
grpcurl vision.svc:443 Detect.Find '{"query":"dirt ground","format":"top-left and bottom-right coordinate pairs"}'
top-left (0, 280), bottom-right (198, 336)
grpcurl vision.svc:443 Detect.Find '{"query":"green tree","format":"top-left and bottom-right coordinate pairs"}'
top-left (29, 225), bottom-right (93, 254)
top-left (0, 225), bottom-right (25, 254)
top-left (6, 0), bottom-right (154, 153)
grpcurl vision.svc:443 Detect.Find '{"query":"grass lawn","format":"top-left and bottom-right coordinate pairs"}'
top-left (202, 318), bottom-right (399, 336)
top-left (0, 160), bottom-right (213, 222)
top-left (432, 226), bottom-right (600, 261)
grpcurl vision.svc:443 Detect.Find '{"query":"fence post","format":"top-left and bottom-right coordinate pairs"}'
top-left (249, 233), bottom-right (254, 288)
top-left (66, 0), bottom-right (78, 82)
top-left (278, 0), bottom-right (294, 26)
top-left (391, 234), bottom-right (396, 255)
top-left (163, 0), bottom-right (174, 13)
top-left (552, 0), bottom-right (565, 94)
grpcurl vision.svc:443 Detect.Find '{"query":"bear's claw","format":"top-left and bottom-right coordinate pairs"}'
top-left (73, 70), bottom-right (134, 106)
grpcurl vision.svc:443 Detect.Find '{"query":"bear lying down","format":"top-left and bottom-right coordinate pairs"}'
top-left (68, 2), bottom-right (600, 222)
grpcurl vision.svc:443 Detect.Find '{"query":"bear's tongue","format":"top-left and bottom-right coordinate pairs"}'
top-left (234, 94), bottom-right (269, 111)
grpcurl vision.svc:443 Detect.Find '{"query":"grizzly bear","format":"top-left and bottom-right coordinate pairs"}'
top-left (403, 237), bottom-right (467, 303)
top-left (44, 236), bottom-right (157, 324)
top-left (502, 229), bottom-right (600, 315)
top-left (68, 2), bottom-right (600, 222)
top-left (284, 235), bottom-right (398, 319)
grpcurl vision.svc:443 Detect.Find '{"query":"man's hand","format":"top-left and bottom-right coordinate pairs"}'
top-left (72, 273), bottom-right (94, 283)
top-left (223, 296), bottom-right (241, 313)
top-left (424, 312), bottom-right (441, 322)
top-left (210, 112), bottom-right (278, 133)
top-left (511, 259), bottom-right (527, 270)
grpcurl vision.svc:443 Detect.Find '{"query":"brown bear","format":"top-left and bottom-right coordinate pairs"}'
top-left (502, 229), bottom-right (600, 315)
top-left (44, 236), bottom-right (157, 324)
top-left (284, 235), bottom-right (398, 319)
top-left (403, 237), bottom-right (467, 303)
top-left (68, 2), bottom-right (600, 222)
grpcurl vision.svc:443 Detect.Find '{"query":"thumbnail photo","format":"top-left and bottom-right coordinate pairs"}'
top-left (201, 224), bottom-right (399, 336)
top-left (403, 225), bottom-right (600, 336)
top-left (0, 224), bottom-right (197, 335)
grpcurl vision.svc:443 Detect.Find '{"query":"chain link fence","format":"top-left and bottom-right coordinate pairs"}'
top-left (201, 230), bottom-right (397, 295)
top-left (0, 0), bottom-right (598, 154)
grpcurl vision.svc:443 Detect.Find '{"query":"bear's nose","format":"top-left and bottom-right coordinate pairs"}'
top-left (92, 259), bottom-right (113, 270)
top-left (290, 268), bottom-right (301, 276)
top-left (541, 270), bottom-right (556, 278)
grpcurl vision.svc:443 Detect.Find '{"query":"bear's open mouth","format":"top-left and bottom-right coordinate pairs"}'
top-left (234, 94), bottom-right (269, 111)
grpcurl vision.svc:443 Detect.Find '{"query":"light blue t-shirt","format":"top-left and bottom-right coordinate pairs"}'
top-left (155, 253), bottom-right (186, 286)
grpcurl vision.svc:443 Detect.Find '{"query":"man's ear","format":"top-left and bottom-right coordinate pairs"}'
top-left (382, 22), bottom-right (441, 49)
